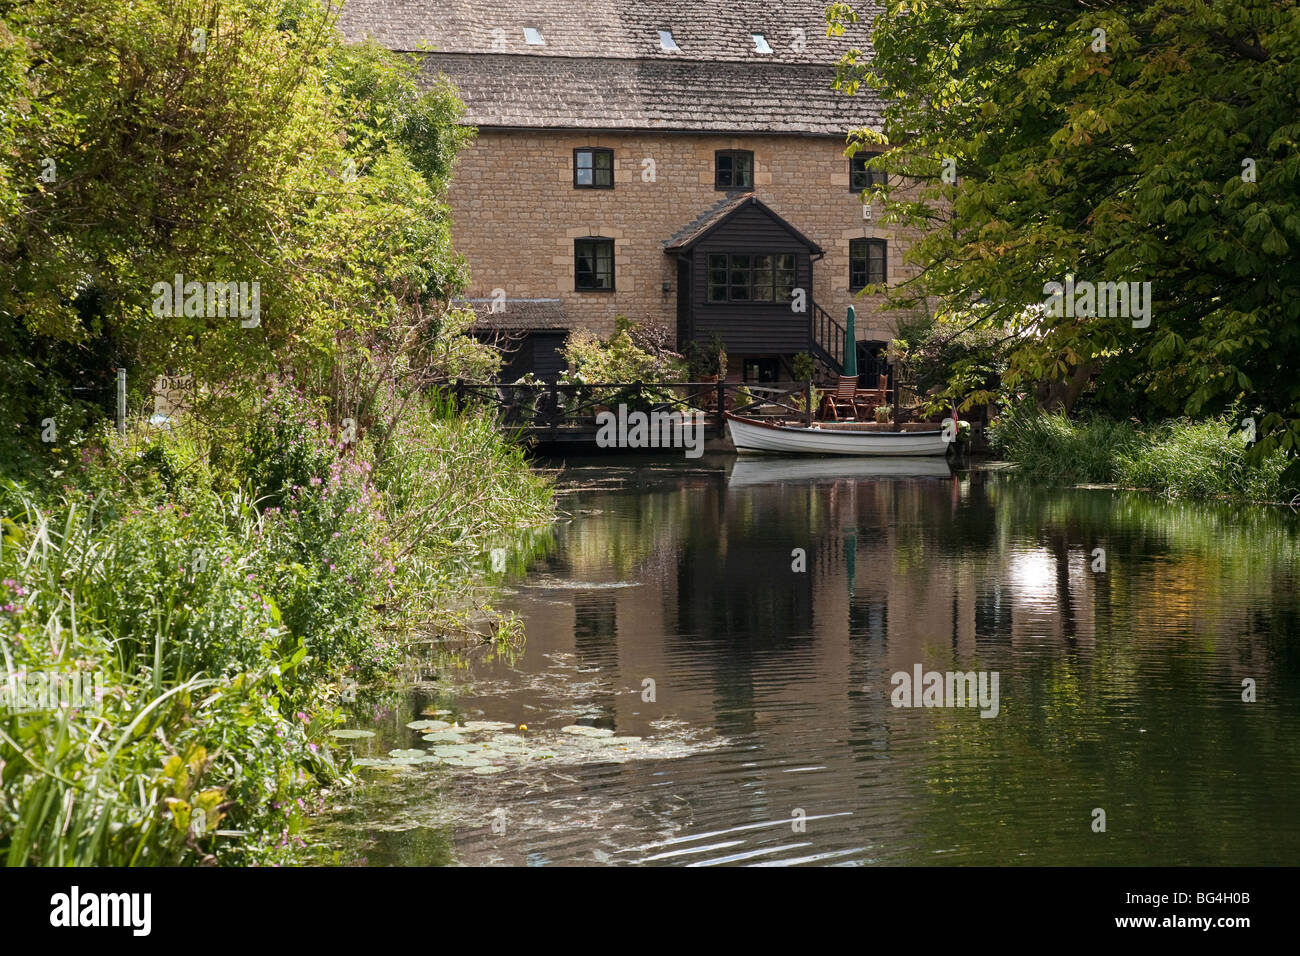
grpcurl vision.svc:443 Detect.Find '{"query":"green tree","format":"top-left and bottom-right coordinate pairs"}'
top-left (0, 0), bottom-right (476, 465)
top-left (829, 0), bottom-right (1300, 465)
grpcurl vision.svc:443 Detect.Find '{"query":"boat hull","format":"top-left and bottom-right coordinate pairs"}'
top-left (725, 414), bottom-right (950, 457)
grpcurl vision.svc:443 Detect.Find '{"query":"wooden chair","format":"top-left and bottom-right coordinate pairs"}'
top-left (820, 375), bottom-right (862, 421)
top-left (852, 375), bottom-right (889, 418)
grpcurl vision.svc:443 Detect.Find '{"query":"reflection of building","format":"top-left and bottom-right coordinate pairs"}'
top-left (476, 472), bottom-right (1291, 864)
top-left (340, 2), bottom-right (920, 383)
top-left (505, 472), bottom-right (1106, 738)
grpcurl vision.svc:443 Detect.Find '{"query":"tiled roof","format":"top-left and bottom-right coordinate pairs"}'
top-left (666, 192), bottom-right (755, 248)
top-left (418, 54), bottom-right (878, 135)
top-left (456, 297), bottom-right (570, 330)
top-left (339, 0), bottom-right (879, 63)
top-left (665, 193), bottom-right (826, 253)
top-left (338, 1), bottom-right (884, 135)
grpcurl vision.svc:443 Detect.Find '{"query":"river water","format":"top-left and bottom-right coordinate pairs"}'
top-left (312, 457), bottom-right (1300, 866)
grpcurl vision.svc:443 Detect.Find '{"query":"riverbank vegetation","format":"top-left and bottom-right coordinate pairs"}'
top-left (1, 0), bottom-right (551, 865)
top-left (988, 407), bottom-right (1294, 503)
top-left (831, 0), bottom-right (1300, 499)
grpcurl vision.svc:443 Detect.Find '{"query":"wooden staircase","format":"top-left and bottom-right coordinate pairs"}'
top-left (810, 302), bottom-right (847, 385)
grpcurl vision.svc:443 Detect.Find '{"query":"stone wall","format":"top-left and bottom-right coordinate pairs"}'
top-left (448, 128), bottom-right (925, 349)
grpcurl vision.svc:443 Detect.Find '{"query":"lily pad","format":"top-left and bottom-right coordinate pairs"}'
top-left (422, 731), bottom-right (466, 743)
top-left (421, 708), bottom-right (453, 716)
top-left (472, 765), bottom-right (507, 775)
top-left (352, 758), bottom-right (412, 771)
top-left (459, 720), bottom-right (517, 732)
top-left (429, 744), bottom-right (477, 758)
top-left (406, 719), bottom-right (452, 731)
top-left (388, 749), bottom-right (427, 759)
top-left (561, 725), bottom-right (615, 738)
top-left (328, 729), bottom-right (376, 739)
top-left (444, 755), bottom-right (491, 768)
top-left (598, 736), bottom-right (643, 747)
top-left (390, 754), bottom-right (438, 765)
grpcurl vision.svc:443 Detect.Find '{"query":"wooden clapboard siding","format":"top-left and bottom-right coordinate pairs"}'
top-left (675, 201), bottom-right (818, 355)
top-left (531, 331), bottom-right (568, 382)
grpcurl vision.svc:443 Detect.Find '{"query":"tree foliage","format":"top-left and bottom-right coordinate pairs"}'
top-left (829, 0), bottom-right (1300, 465)
top-left (0, 0), bottom-right (478, 461)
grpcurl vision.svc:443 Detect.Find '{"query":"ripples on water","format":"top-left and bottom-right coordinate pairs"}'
top-left (313, 457), bottom-right (1300, 866)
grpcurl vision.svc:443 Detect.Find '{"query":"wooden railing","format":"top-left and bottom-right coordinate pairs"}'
top-left (810, 302), bottom-right (846, 375)
top-left (451, 380), bottom-right (820, 435)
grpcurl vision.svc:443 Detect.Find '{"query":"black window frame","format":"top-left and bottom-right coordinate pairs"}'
top-left (849, 238), bottom-right (887, 291)
top-left (714, 149), bottom-right (755, 190)
top-left (706, 252), bottom-right (797, 303)
top-left (849, 153), bottom-right (886, 192)
top-left (574, 148), bottom-right (614, 189)
top-left (575, 237), bottom-right (615, 291)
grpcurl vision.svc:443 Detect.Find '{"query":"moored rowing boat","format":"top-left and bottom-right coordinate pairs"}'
top-left (724, 413), bottom-right (950, 457)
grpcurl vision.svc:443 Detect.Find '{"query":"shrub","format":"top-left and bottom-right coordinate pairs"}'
top-left (562, 316), bottom-right (686, 384)
top-left (792, 351), bottom-right (816, 382)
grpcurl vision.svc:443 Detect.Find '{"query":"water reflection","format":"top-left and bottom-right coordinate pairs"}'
top-left (313, 458), bottom-right (1300, 866)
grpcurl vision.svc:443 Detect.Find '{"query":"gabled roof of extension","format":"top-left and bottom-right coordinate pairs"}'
top-left (455, 297), bottom-right (569, 330)
top-left (665, 193), bottom-right (825, 254)
top-left (337, 1), bottom-right (884, 136)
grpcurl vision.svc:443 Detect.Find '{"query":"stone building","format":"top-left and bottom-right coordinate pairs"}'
top-left (340, 1), bottom-right (915, 384)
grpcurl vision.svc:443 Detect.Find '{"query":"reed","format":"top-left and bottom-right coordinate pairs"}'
top-left (1, 390), bottom-right (553, 865)
top-left (989, 407), bottom-right (1294, 502)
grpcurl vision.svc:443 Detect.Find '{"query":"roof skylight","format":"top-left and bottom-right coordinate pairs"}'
top-left (658, 30), bottom-right (680, 53)
top-left (524, 27), bottom-right (545, 46)
top-left (752, 33), bottom-right (772, 54)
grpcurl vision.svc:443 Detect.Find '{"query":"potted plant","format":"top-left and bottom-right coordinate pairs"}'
top-left (686, 341), bottom-right (717, 383)
top-left (709, 333), bottom-right (728, 381)
top-left (792, 351), bottom-right (815, 383)
top-left (875, 404), bottom-right (893, 424)
top-left (734, 384), bottom-right (755, 413)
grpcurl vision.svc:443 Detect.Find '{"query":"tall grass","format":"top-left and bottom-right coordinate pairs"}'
top-left (987, 405), bottom-right (1141, 484)
top-left (373, 398), bottom-right (552, 628)
top-left (989, 407), bottom-right (1295, 502)
top-left (1, 480), bottom-right (339, 866)
top-left (1, 390), bottom-right (553, 865)
top-left (1116, 418), bottom-right (1292, 502)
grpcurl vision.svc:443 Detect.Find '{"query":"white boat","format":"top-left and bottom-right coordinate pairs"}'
top-left (725, 413), bottom-right (951, 457)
